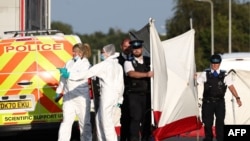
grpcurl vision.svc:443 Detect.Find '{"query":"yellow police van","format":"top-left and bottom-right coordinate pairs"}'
top-left (0, 30), bottom-right (81, 134)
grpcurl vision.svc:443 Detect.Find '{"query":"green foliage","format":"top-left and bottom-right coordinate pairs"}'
top-left (51, 0), bottom-right (249, 71)
top-left (51, 21), bottom-right (73, 34)
top-left (166, 0), bottom-right (250, 71)
top-left (79, 29), bottom-right (129, 65)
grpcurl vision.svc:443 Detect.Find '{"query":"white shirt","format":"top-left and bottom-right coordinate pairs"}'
top-left (124, 57), bottom-right (144, 75)
top-left (197, 69), bottom-right (234, 86)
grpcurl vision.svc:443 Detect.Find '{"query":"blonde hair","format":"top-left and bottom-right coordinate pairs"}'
top-left (72, 43), bottom-right (92, 59)
top-left (82, 43), bottom-right (92, 58)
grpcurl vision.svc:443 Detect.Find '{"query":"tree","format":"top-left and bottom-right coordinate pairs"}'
top-left (51, 21), bottom-right (73, 34)
top-left (77, 28), bottom-right (129, 65)
top-left (166, 0), bottom-right (250, 71)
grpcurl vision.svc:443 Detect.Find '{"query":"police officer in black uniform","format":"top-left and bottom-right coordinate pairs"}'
top-left (124, 40), bottom-right (153, 141)
top-left (197, 54), bottom-right (242, 141)
top-left (118, 38), bottom-right (133, 141)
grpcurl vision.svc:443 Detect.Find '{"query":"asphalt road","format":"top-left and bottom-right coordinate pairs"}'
top-left (0, 129), bottom-right (207, 141)
top-left (164, 136), bottom-right (206, 141)
top-left (0, 111), bottom-right (207, 141)
top-left (0, 127), bottom-right (208, 141)
top-left (0, 128), bottom-right (79, 141)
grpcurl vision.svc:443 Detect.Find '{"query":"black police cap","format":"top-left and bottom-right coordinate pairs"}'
top-left (210, 54), bottom-right (222, 64)
top-left (129, 40), bottom-right (144, 49)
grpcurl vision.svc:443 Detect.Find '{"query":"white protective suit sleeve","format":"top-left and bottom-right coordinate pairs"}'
top-left (69, 53), bottom-right (124, 104)
top-left (56, 58), bottom-right (91, 94)
top-left (56, 76), bottom-right (67, 94)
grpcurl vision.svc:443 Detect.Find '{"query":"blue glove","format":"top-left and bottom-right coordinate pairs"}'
top-left (58, 68), bottom-right (67, 74)
top-left (55, 93), bottom-right (60, 99)
top-left (116, 103), bottom-right (122, 108)
top-left (62, 71), bottom-right (70, 79)
top-left (54, 93), bottom-right (62, 102)
top-left (58, 68), bottom-right (70, 79)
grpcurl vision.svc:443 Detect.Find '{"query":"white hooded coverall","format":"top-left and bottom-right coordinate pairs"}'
top-left (69, 53), bottom-right (124, 141)
top-left (56, 57), bottom-right (92, 141)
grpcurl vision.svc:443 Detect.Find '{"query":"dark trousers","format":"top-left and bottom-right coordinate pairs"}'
top-left (127, 93), bottom-right (151, 141)
top-left (120, 93), bottom-right (130, 141)
top-left (202, 99), bottom-right (225, 141)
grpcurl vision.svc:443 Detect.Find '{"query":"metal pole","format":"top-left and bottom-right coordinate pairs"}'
top-left (47, 0), bottom-right (51, 29)
top-left (195, 0), bottom-right (214, 55)
top-left (229, 0), bottom-right (232, 53)
top-left (211, 1), bottom-right (214, 55)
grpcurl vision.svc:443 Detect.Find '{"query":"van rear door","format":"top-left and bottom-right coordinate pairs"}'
top-left (0, 34), bottom-right (79, 130)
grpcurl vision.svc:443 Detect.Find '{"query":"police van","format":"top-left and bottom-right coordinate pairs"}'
top-left (220, 52), bottom-right (250, 71)
top-left (0, 30), bottom-right (82, 135)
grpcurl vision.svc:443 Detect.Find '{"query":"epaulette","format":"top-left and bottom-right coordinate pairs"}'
top-left (220, 70), bottom-right (226, 73)
top-left (205, 68), bottom-right (210, 72)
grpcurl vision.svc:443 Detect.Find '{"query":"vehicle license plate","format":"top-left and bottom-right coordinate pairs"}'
top-left (0, 100), bottom-right (32, 110)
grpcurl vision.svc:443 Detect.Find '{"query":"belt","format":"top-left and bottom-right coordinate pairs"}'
top-left (202, 97), bottom-right (224, 103)
top-left (68, 79), bottom-right (84, 82)
top-left (127, 90), bottom-right (149, 95)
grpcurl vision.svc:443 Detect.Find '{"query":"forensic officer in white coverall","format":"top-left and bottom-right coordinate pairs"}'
top-left (69, 44), bottom-right (124, 141)
top-left (56, 43), bottom-right (92, 141)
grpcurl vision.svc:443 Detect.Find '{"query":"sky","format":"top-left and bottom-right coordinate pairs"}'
top-left (51, 0), bottom-right (175, 35)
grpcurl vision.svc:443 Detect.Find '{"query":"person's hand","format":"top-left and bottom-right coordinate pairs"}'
top-left (58, 68), bottom-right (70, 79)
top-left (58, 68), bottom-right (67, 73)
top-left (55, 93), bottom-right (60, 98)
top-left (116, 103), bottom-right (122, 108)
top-left (194, 73), bottom-right (198, 79)
top-left (236, 98), bottom-right (242, 107)
top-left (54, 93), bottom-right (62, 102)
top-left (62, 71), bottom-right (70, 79)
top-left (147, 71), bottom-right (154, 77)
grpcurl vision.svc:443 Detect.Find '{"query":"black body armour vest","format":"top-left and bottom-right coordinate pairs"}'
top-left (203, 69), bottom-right (227, 99)
top-left (127, 56), bottom-right (150, 93)
top-left (118, 53), bottom-right (133, 87)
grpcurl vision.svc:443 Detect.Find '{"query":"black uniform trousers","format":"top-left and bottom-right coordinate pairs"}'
top-left (127, 92), bottom-right (151, 141)
top-left (120, 90), bottom-right (130, 141)
top-left (202, 98), bottom-right (225, 141)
